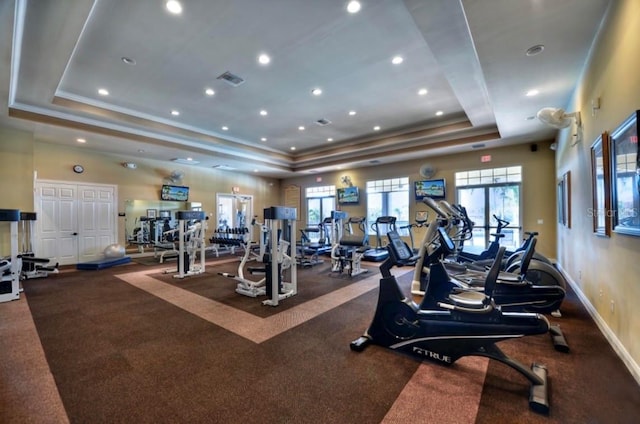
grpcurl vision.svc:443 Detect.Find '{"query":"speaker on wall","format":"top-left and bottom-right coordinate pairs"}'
top-left (530, 143), bottom-right (538, 152)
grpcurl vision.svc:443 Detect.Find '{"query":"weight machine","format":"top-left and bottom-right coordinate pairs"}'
top-left (262, 206), bottom-right (297, 307)
top-left (331, 216), bottom-right (369, 277)
top-left (219, 219), bottom-right (291, 298)
top-left (19, 212), bottom-right (59, 279)
top-left (0, 209), bottom-right (20, 303)
top-left (164, 210), bottom-right (206, 279)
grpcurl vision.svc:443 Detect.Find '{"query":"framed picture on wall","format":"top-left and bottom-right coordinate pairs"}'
top-left (610, 110), bottom-right (640, 236)
top-left (590, 132), bottom-right (611, 236)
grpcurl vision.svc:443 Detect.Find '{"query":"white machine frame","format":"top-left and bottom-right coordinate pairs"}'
top-left (1, 209), bottom-right (21, 303)
top-left (164, 210), bottom-right (207, 279)
top-left (263, 206), bottom-right (297, 307)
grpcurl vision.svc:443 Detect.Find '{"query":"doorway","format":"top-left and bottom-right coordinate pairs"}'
top-left (34, 180), bottom-right (117, 265)
top-left (457, 184), bottom-right (521, 250)
top-left (216, 193), bottom-right (253, 231)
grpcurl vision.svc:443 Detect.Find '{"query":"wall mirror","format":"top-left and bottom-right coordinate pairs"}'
top-left (590, 132), bottom-right (611, 236)
top-left (215, 194), bottom-right (253, 231)
top-left (124, 199), bottom-right (202, 253)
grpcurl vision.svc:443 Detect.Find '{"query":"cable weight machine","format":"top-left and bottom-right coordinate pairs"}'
top-left (263, 206), bottom-right (297, 307)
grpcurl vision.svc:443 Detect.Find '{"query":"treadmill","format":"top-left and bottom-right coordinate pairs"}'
top-left (363, 216), bottom-right (396, 262)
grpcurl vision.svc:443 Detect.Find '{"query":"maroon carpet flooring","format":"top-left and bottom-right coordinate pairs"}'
top-left (14, 261), bottom-right (640, 423)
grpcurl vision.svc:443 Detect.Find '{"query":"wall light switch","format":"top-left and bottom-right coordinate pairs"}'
top-left (537, 219), bottom-right (544, 224)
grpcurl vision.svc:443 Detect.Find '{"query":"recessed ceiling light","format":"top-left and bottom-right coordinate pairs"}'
top-left (138, 149), bottom-right (145, 152)
top-left (258, 53), bottom-right (271, 65)
top-left (373, 126), bottom-right (381, 131)
top-left (290, 146), bottom-right (296, 151)
top-left (171, 110), bottom-right (180, 116)
top-left (97, 88), bottom-right (109, 96)
top-left (260, 109), bottom-right (268, 116)
top-left (186, 157), bottom-right (193, 161)
top-left (222, 126), bottom-right (229, 131)
top-left (76, 138), bottom-right (86, 143)
top-left (346, 1), bottom-right (361, 13)
top-left (418, 88), bottom-right (428, 96)
top-left (348, 110), bottom-right (356, 116)
top-left (205, 88), bottom-right (215, 96)
top-left (311, 88), bottom-right (322, 96)
top-left (526, 89), bottom-right (539, 97)
top-left (261, 137), bottom-right (267, 142)
top-left (526, 44), bottom-right (545, 56)
top-left (327, 138), bottom-right (334, 142)
top-left (254, 169), bottom-right (259, 173)
top-left (391, 56), bottom-right (404, 65)
top-left (165, 0), bottom-right (182, 15)
top-left (435, 110), bottom-right (444, 116)
top-left (298, 126), bottom-right (305, 131)
top-left (121, 57), bottom-right (136, 65)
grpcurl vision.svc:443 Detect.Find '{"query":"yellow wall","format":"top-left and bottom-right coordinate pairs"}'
top-left (0, 127), bottom-right (35, 209)
top-left (0, 132), bottom-right (281, 249)
top-left (557, 0), bottom-right (640, 373)
top-left (281, 141), bottom-right (558, 258)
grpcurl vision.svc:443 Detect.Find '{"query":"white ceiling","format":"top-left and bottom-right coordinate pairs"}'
top-left (1, 0), bottom-right (611, 178)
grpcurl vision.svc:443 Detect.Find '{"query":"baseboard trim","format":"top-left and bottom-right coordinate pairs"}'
top-left (557, 263), bottom-right (640, 386)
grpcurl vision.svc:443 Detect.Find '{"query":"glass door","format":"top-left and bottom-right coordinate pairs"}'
top-left (457, 184), bottom-right (521, 250)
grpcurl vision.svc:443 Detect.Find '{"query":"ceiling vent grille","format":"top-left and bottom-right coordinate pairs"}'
top-left (315, 118), bottom-right (331, 126)
top-left (471, 143), bottom-right (486, 149)
top-left (171, 158), bottom-right (200, 165)
top-left (212, 164), bottom-right (236, 171)
top-left (217, 71), bottom-right (245, 87)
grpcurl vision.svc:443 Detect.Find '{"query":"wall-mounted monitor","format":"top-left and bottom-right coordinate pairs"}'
top-left (337, 186), bottom-right (360, 204)
top-left (161, 184), bottom-right (189, 201)
top-left (415, 179), bottom-right (446, 200)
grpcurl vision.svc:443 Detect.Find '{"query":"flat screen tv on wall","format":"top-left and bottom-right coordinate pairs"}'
top-left (414, 179), bottom-right (446, 201)
top-left (337, 186), bottom-right (360, 204)
top-left (161, 184), bottom-right (189, 201)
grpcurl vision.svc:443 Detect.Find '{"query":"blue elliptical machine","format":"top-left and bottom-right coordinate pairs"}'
top-left (351, 230), bottom-right (551, 414)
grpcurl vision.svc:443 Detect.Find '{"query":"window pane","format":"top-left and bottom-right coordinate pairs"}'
top-left (307, 198), bottom-right (320, 225)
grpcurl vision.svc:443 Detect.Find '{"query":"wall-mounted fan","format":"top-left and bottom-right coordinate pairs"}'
top-left (536, 107), bottom-right (582, 129)
top-left (164, 169), bottom-right (185, 184)
top-left (419, 163), bottom-right (436, 179)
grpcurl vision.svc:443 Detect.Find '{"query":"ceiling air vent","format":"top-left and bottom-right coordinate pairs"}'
top-left (217, 71), bottom-right (245, 87)
top-left (212, 164), bottom-right (236, 171)
top-left (471, 143), bottom-right (486, 149)
top-left (171, 158), bottom-right (200, 165)
top-left (315, 118), bottom-right (331, 126)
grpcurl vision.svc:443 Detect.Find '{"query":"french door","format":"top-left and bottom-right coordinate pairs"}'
top-left (35, 181), bottom-right (117, 265)
top-left (457, 184), bottom-right (521, 250)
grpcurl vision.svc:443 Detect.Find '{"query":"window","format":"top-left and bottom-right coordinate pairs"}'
top-left (366, 177), bottom-right (409, 235)
top-left (455, 167), bottom-right (522, 250)
top-left (306, 186), bottom-right (336, 241)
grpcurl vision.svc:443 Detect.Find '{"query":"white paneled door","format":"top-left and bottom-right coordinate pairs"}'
top-left (35, 181), bottom-right (117, 266)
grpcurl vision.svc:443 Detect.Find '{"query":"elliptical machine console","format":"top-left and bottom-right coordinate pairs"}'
top-left (350, 230), bottom-right (552, 414)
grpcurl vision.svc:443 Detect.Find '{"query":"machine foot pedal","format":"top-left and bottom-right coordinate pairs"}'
top-left (529, 363), bottom-right (549, 414)
top-left (549, 325), bottom-right (570, 353)
top-left (350, 336), bottom-right (371, 352)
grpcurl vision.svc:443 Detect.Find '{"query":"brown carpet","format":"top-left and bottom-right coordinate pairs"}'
top-left (5, 261), bottom-right (640, 423)
top-left (150, 261), bottom-right (376, 317)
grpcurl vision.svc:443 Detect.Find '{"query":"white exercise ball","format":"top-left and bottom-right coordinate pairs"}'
top-left (104, 244), bottom-right (125, 258)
